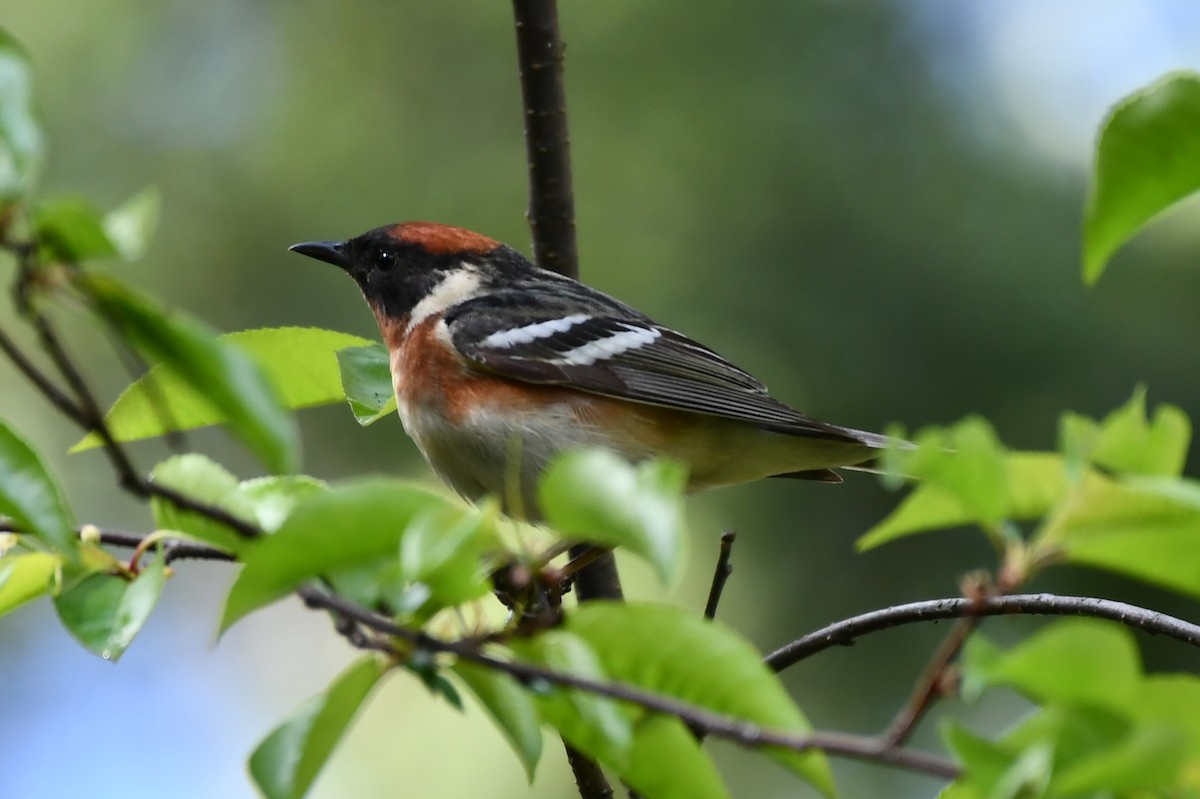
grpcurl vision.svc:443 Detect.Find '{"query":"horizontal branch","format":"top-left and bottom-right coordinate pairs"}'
top-left (297, 586), bottom-right (960, 779)
top-left (766, 593), bottom-right (1200, 672)
top-left (0, 522), bottom-right (236, 565)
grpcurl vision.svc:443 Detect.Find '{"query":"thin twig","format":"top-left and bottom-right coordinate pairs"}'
top-left (880, 616), bottom-right (976, 747)
top-left (0, 522), bottom-right (236, 564)
top-left (765, 594), bottom-right (1200, 671)
top-left (4, 243), bottom-right (261, 541)
top-left (559, 545), bottom-right (612, 586)
top-left (39, 330), bottom-right (257, 535)
top-left (703, 531), bottom-right (736, 620)
top-left (511, 0), bottom-right (578, 279)
top-left (0, 322), bottom-right (84, 421)
top-left (879, 574), bottom-right (996, 747)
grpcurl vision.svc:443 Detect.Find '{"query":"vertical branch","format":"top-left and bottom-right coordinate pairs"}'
top-left (512, 0), bottom-right (578, 279)
top-left (511, 4), bottom-right (619, 796)
top-left (510, 0), bottom-right (622, 605)
top-left (704, 531), bottom-right (737, 620)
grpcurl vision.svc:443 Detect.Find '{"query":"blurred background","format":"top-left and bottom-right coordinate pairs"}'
top-left (3, 0), bottom-right (1200, 797)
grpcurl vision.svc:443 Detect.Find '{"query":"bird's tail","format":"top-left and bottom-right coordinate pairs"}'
top-left (769, 424), bottom-right (910, 482)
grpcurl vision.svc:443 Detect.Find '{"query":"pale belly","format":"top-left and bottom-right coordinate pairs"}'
top-left (398, 397), bottom-right (642, 515)
top-left (396, 393), bottom-right (870, 519)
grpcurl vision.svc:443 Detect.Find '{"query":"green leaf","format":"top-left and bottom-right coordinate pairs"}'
top-left (33, 197), bottom-right (118, 262)
top-left (335, 344), bottom-right (397, 426)
top-left (912, 417), bottom-right (1008, 525)
top-left (53, 550), bottom-right (167, 661)
top-left (858, 452), bottom-right (1067, 551)
top-left (948, 698), bottom-right (1198, 799)
top-left (507, 627), bottom-right (735, 799)
top-left (320, 499), bottom-right (497, 617)
top-left (221, 479), bottom-right (450, 631)
top-left (1085, 72), bottom-right (1200, 284)
top-left (962, 621), bottom-right (1140, 712)
top-left (83, 276), bottom-right (298, 473)
top-left (452, 660), bottom-right (544, 781)
top-left (151, 454), bottom-right (257, 553)
top-left (249, 656), bottom-right (383, 799)
top-left (0, 551), bottom-right (58, 616)
top-left (987, 744), bottom-right (1054, 799)
top-left (941, 722), bottom-right (1019, 798)
top-left (1073, 388), bottom-right (1190, 477)
top-left (518, 630), bottom-right (633, 768)
top-left (958, 635), bottom-right (1003, 704)
top-left (103, 186), bottom-right (160, 261)
top-left (151, 457), bottom-right (324, 553)
top-left (1004, 705), bottom-right (1126, 771)
top-left (1038, 473), bottom-right (1200, 597)
top-left (623, 714), bottom-right (731, 799)
top-left (238, 475), bottom-right (328, 533)
top-left (322, 558), bottom-right (411, 616)
top-left (406, 655), bottom-right (463, 708)
top-left (1134, 675), bottom-right (1200, 753)
top-left (1058, 411), bottom-right (1099, 481)
top-left (539, 450), bottom-right (687, 585)
top-left (399, 504), bottom-right (497, 613)
top-left (74, 327), bottom-right (373, 452)
top-left (566, 602), bottom-right (834, 797)
top-left (0, 418), bottom-right (76, 557)
top-left (0, 28), bottom-right (44, 200)
top-left (1053, 724), bottom-right (1187, 795)
top-left (933, 784), bottom-right (978, 799)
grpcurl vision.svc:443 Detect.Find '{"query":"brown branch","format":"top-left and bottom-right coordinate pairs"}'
top-left (510, 0), bottom-right (620, 603)
top-left (5, 263), bottom-right (261, 540)
top-left (511, 4), bottom-right (613, 792)
top-left (878, 574), bottom-right (996, 747)
top-left (880, 616), bottom-right (976, 747)
top-left (563, 744), bottom-right (615, 799)
top-left (297, 585), bottom-right (961, 780)
top-left (703, 531), bottom-right (736, 620)
top-left (297, 587), bottom-right (1200, 781)
top-left (95, 529), bottom-right (235, 565)
top-left (0, 322), bottom-right (85, 422)
top-left (569, 546), bottom-right (624, 602)
top-left (765, 594), bottom-right (1200, 671)
top-left (562, 541), bottom-right (621, 798)
top-left (512, 0), bottom-right (578, 279)
top-left (559, 544), bottom-right (612, 583)
top-left (0, 522), bottom-right (236, 564)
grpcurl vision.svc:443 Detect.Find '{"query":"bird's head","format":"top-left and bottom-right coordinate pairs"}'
top-left (289, 222), bottom-right (527, 327)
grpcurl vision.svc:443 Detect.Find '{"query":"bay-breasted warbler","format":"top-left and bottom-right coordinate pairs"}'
top-left (291, 222), bottom-right (890, 518)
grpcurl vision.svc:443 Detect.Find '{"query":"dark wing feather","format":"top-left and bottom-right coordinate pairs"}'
top-left (445, 292), bottom-right (871, 445)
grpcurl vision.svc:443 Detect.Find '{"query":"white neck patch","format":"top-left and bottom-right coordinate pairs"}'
top-left (407, 265), bottom-right (483, 331)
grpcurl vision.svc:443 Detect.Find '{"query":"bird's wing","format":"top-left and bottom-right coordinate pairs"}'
top-left (444, 292), bottom-right (872, 444)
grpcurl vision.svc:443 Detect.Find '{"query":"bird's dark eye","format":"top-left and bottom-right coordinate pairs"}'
top-left (375, 250), bottom-right (396, 272)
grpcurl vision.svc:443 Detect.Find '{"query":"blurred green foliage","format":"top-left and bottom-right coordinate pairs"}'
top-left (4, 3), bottom-right (1200, 799)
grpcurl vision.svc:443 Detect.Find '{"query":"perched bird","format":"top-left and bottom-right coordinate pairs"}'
top-left (291, 222), bottom-right (890, 517)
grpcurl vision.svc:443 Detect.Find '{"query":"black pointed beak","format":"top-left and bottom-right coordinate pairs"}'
top-left (289, 240), bottom-right (350, 270)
